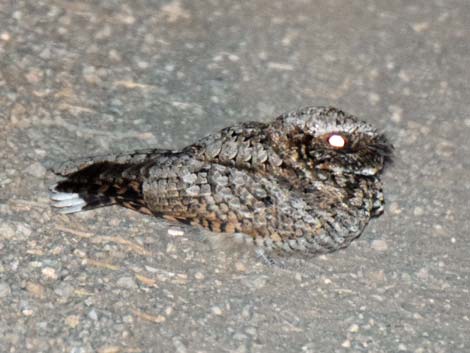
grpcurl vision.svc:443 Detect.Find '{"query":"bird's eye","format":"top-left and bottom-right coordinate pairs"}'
top-left (327, 134), bottom-right (346, 148)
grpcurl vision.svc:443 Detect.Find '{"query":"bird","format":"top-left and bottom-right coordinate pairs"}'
top-left (50, 106), bottom-right (393, 256)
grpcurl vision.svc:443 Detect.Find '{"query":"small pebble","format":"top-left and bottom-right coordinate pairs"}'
top-left (389, 106), bottom-right (403, 123)
top-left (194, 272), bottom-right (205, 280)
top-left (173, 273), bottom-right (188, 284)
top-left (26, 282), bottom-right (45, 298)
top-left (368, 92), bottom-right (380, 105)
top-left (123, 315), bottom-right (134, 323)
top-left (168, 228), bottom-right (185, 236)
top-left (98, 346), bottom-right (120, 353)
top-left (401, 273), bottom-right (412, 283)
top-left (0, 282), bottom-right (11, 297)
top-left (368, 270), bottom-right (385, 283)
top-left (349, 324), bottom-right (359, 333)
top-left (0, 224), bottom-right (15, 239)
top-left (25, 162), bottom-right (47, 178)
top-left (65, 315), bottom-right (80, 328)
top-left (54, 283), bottom-right (74, 297)
top-left (341, 340), bottom-right (351, 348)
top-left (416, 268), bottom-right (429, 280)
top-left (413, 206), bottom-right (424, 216)
top-left (116, 276), bottom-right (138, 289)
top-left (433, 224), bottom-right (445, 236)
top-left (211, 306), bottom-right (223, 316)
top-left (108, 218), bottom-right (121, 227)
top-left (370, 239), bottom-right (388, 252)
top-left (73, 249), bottom-right (86, 258)
top-left (242, 275), bottom-right (268, 290)
top-left (22, 309), bottom-right (34, 316)
top-left (144, 265), bottom-right (159, 273)
top-left (172, 337), bottom-right (188, 353)
top-left (42, 267), bottom-right (58, 280)
top-left (17, 224), bottom-right (32, 237)
top-left (234, 262), bottom-right (246, 272)
top-left (88, 309), bottom-right (98, 321)
top-left (30, 261), bottom-right (42, 268)
top-left (245, 326), bottom-right (257, 335)
top-left (0, 32), bottom-right (11, 41)
top-left (412, 22), bottom-right (430, 32)
top-left (398, 70), bottom-right (411, 82)
top-left (389, 202), bottom-right (402, 215)
top-left (166, 243), bottom-right (176, 253)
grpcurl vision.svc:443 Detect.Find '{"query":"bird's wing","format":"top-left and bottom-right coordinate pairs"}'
top-left (186, 121), bottom-right (284, 171)
top-left (142, 153), bottom-right (284, 239)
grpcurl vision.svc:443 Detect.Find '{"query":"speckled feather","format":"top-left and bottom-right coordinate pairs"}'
top-left (50, 106), bottom-right (393, 254)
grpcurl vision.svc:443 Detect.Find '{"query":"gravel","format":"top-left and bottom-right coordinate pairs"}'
top-left (1, 0), bottom-right (469, 352)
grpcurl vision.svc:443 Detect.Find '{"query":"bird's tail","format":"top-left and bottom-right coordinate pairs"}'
top-left (49, 151), bottom-right (159, 215)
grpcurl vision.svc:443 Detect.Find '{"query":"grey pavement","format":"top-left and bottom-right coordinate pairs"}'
top-left (0, 1), bottom-right (469, 352)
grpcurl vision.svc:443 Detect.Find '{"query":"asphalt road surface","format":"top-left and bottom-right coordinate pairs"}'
top-left (0, 1), bottom-right (469, 352)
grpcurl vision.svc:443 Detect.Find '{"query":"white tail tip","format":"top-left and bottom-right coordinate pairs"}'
top-left (49, 184), bottom-right (86, 214)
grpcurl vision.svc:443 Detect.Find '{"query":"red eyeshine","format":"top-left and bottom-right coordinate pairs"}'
top-left (328, 134), bottom-right (346, 148)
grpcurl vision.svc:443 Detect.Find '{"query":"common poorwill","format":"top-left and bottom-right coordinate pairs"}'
top-left (50, 106), bottom-right (393, 254)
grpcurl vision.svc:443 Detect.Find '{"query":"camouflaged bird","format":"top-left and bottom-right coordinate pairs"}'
top-left (50, 106), bottom-right (393, 255)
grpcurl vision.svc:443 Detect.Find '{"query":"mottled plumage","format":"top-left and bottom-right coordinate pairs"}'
top-left (50, 106), bottom-right (393, 255)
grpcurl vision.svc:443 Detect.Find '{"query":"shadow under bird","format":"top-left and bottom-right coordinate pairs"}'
top-left (50, 106), bottom-right (393, 255)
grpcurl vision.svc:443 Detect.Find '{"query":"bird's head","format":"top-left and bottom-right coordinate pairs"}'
top-left (268, 106), bottom-right (393, 177)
